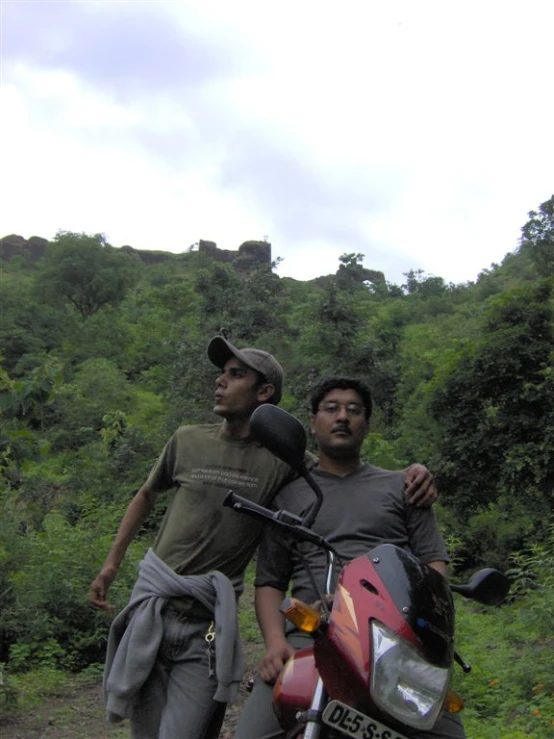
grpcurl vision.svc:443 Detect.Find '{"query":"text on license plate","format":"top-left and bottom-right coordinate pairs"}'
top-left (322, 700), bottom-right (411, 739)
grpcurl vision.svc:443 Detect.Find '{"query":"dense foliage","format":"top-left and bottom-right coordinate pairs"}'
top-left (1, 201), bottom-right (553, 733)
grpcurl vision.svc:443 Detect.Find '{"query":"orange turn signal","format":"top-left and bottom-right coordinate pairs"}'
top-left (280, 597), bottom-right (322, 633)
top-left (444, 690), bottom-right (464, 713)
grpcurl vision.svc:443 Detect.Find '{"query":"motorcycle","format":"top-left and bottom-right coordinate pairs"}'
top-left (224, 405), bottom-right (510, 739)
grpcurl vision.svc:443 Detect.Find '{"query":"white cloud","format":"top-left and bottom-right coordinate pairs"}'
top-left (1, 0), bottom-right (553, 285)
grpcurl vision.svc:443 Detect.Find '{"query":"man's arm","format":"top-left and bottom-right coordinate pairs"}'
top-left (255, 586), bottom-right (296, 683)
top-left (253, 477), bottom-right (305, 681)
top-left (403, 463), bottom-right (437, 507)
top-left (427, 560), bottom-right (448, 578)
top-left (404, 481), bottom-right (451, 581)
top-left (88, 483), bottom-right (157, 611)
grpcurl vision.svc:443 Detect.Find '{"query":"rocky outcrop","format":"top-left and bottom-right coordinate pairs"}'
top-left (198, 239), bottom-right (234, 263)
top-left (314, 265), bottom-right (386, 289)
top-left (235, 241), bottom-right (272, 272)
top-left (0, 235), bottom-right (272, 272)
top-left (198, 239), bottom-right (271, 271)
top-left (0, 235), bottom-right (48, 261)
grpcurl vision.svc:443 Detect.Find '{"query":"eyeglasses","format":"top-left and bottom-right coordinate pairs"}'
top-left (317, 401), bottom-right (365, 417)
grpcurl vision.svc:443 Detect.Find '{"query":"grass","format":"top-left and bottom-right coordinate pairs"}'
top-left (452, 591), bottom-right (554, 738)
top-left (238, 561), bottom-right (265, 645)
top-left (1, 666), bottom-right (73, 713)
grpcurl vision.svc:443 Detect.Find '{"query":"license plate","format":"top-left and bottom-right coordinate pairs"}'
top-left (322, 700), bottom-right (410, 739)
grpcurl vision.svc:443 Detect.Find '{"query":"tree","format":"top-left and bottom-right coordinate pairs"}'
top-left (519, 195), bottom-right (554, 277)
top-left (0, 356), bottom-right (63, 430)
top-left (402, 269), bottom-right (446, 297)
top-left (315, 281), bottom-right (362, 366)
top-left (194, 258), bottom-right (287, 342)
top-left (0, 271), bottom-right (72, 375)
top-left (336, 253), bottom-right (385, 291)
top-left (429, 282), bottom-right (554, 565)
top-left (52, 358), bottom-right (133, 446)
top-left (38, 232), bottom-right (140, 319)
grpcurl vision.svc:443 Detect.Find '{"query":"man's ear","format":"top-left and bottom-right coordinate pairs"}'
top-left (309, 415), bottom-right (316, 435)
top-left (257, 383), bottom-right (276, 403)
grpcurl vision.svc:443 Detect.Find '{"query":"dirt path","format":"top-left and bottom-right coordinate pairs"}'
top-left (0, 653), bottom-right (260, 739)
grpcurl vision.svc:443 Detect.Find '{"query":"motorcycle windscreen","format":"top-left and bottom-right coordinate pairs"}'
top-left (370, 543), bottom-right (454, 667)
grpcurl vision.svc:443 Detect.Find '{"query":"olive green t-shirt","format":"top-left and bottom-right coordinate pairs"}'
top-left (146, 423), bottom-right (296, 586)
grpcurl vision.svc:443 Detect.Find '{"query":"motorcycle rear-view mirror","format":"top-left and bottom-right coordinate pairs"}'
top-left (450, 568), bottom-right (510, 606)
top-left (250, 404), bottom-right (308, 473)
top-left (250, 404), bottom-right (324, 527)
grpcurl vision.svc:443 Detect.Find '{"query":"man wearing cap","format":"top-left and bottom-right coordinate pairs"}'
top-left (89, 336), bottom-right (436, 739)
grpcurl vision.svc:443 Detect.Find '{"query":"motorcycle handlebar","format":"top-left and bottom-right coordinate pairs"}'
top-left (223, 490), bottom-right (334, 550)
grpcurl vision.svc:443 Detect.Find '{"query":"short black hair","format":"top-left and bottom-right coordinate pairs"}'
top-left (310, 376), bottom-right (373, 421)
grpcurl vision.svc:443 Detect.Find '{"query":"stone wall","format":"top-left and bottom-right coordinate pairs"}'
top-left (1, 234), bottom-right (272, 272)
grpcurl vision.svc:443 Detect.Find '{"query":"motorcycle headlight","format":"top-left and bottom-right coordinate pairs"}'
top-left (370, 620), bottom-right (450, 730)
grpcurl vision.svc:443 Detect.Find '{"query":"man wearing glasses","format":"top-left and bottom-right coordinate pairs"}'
top-left (235, 375), bottom-right (464, 739)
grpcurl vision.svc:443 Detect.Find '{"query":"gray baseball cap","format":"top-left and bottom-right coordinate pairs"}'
top-left (207, 335), bottom-right (284, 404)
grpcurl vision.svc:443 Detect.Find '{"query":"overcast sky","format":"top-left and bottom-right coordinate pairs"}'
top-left (2, 1), bottom-right (553, 286)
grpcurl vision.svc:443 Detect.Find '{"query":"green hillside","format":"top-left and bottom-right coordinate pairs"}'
top-left (1, 197), bottom-right (553, 735)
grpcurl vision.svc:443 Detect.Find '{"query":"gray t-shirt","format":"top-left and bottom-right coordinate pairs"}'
top-left (255, 463), bottom-right (449, 603)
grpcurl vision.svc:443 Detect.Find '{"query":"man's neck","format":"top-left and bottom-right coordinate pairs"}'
top-left (316, 453), bottom-right (363, 478)
top-left (221, 417), bottom-right (252, 439)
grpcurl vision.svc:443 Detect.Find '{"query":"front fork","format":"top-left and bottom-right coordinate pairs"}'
top-left (301, 676), bottom-right (327, 739)
top-left (288, 550), bottom-right (335, 739)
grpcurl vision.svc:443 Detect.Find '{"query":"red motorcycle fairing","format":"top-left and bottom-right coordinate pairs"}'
top-left (273, 544), bottom-right (454, 729)
top-left (274, 544), bottom-right (455, 732)
top-left (369, 544), bottom-right (455, 668)
top-left (314, 545), bottom-right (453, 717)
top-left (273, 645), bottom-right (319, 729)
top-left (313, 549), bottom-right (418, 711)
